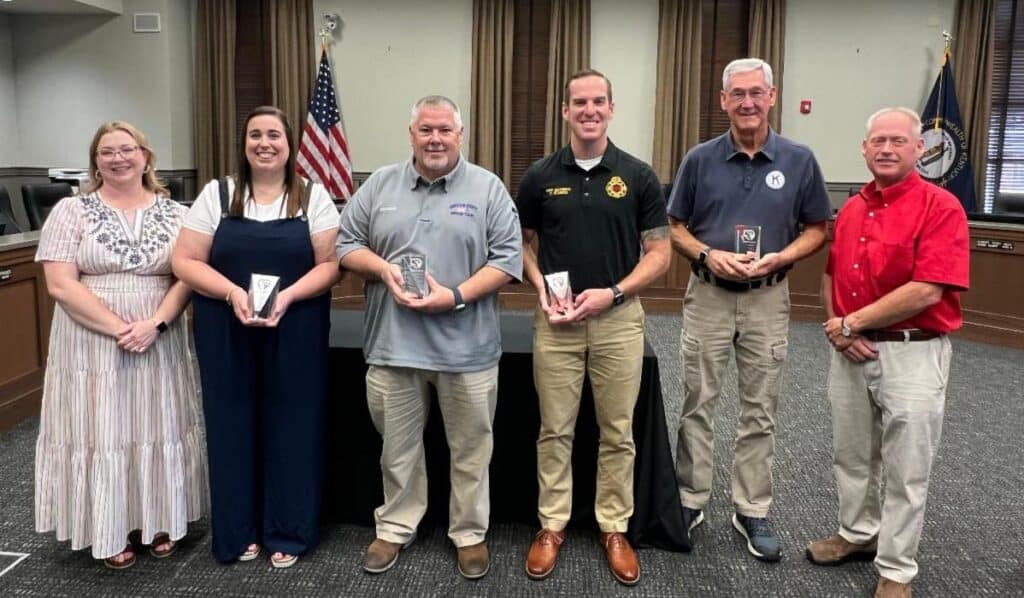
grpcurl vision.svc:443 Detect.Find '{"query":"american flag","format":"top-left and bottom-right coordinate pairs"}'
top-left (297, 49), bottom-right (353, 199)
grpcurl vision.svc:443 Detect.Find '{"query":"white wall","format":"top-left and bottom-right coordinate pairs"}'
top-left (782, 0), bottom-right (956, 182)
top-left (314, 0), bottom-right (473, 172)
top-left (0, 14), bottom-right (19, 168)
top-left (10, 0), bottom-right (193, 169)
top-left (591, 0), bottom-right (658, 163)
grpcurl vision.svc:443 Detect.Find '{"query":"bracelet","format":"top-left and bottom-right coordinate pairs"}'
top-left (225, 288), bottom-right (236, 306)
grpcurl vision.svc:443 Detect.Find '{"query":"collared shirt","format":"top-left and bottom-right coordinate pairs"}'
top-left (826, 171), bottom-right (969, 334)
top-left (516, 140), bottom-right (667, 294)
top-left (666, 129), bottom-right (832, 255)
top-left (336, 156), bottom-right (523, 372)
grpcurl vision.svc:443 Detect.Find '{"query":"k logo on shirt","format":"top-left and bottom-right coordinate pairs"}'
top-left (765, 171), bottom-right (786, 190)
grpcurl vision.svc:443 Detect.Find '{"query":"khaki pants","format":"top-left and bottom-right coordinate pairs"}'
top-left (533, 298), bottom-right (645, 533)
top-left (675, 273), bottom-right (790, 517)
top-left (365, 364), bottom-right (498, 547)
top-left (828, 336), bottom-right (950, 584)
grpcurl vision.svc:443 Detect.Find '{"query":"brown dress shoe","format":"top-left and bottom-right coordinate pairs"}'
top-left (599, 532), bottom-right (640, 586)
top-left (875, 577), bottom-right (912, 598)
top-left (363, 537), bottom-right (410, 574)
top-left (457, 541), bottom-right (490, 579)
top-left (806, 534), bottom-right (877, 566)
top-left (526, 528), bottom-right (565, 580)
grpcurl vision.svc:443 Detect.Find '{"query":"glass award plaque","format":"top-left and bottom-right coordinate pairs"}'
top-left (544, 271), bottom-right (572, 314)
top-left (401, 254), bottom-right (429, 298)
top-left (249, 274), bottom-right (281, 319)
top-left (734, 225), bottom-right (762, 259)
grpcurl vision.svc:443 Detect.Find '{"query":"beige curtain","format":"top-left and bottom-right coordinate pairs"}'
top-left (544, 0), bottom-right (591, 153)
top-left (952, 0), bottom-right (995, 202)
top-left (194, 0), bottom-right (237, 185)
top-left (651, 0), bottom-right (702, 181)
top-left (267, 0), bottom-right (316, 136)
top-left (748, 0), bottom-right (785, 133)
top-left (469, 0), bottom-right (515, 188)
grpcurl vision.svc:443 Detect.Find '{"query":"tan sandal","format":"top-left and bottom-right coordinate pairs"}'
top-left (238, 543), bottom-right (261, 562)
top-left (103, 545), bottom-right (136, 570)
top-left (271, 552), bottom-right (298, 569)
top-left (149, 533), bottom-right (177, 558)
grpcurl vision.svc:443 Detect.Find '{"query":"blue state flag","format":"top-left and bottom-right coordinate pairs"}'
top-left (916, 52), bottom-right (976, 212)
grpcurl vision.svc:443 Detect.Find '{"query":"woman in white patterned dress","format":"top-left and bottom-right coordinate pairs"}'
top-left (34, 121), bottom-right (207, 569)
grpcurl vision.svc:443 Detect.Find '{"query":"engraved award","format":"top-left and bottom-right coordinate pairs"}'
top-left (401, 254), bottom-right (429, 298)
top-left (544, 271), bottom-right (573, 315)
top-left (249, 274), bottom-right (281, 319)
top-left (734, 225), bottom-right (762, 259)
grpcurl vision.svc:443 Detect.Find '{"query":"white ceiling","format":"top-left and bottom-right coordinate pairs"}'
top-left (0, 0), bottom-right (122, 15)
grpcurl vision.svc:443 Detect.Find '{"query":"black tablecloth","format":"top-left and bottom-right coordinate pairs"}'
top-left (322, 309), bottom-right (690, 551)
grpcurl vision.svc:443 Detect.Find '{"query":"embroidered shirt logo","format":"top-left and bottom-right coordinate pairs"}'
top-left (449, 203), bottom-right (478, 217)
top-left (606, 176), bottom-right (627, 199)
top-left (546, 187), bottom-right (571, 196)
top-left (765, 171), bottom-right (785, 190)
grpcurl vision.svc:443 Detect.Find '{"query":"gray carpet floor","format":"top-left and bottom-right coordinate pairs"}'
top-left (1, 314), bottom-right (1022, 597)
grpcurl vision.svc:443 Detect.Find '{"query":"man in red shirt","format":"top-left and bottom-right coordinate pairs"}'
top-left (807, 107), bottom-right (969, 598)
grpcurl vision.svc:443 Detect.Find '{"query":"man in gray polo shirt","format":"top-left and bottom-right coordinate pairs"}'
top-left (336, 95), bottom-right (523, 579)
top-left (667, 58), bottom-right (831, 562)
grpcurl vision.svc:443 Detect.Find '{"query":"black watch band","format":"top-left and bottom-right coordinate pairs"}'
top-left (451, 287), bottom-right (466, 312)
top-left (156, 320), bottom-right (168, 334)
top-left (697, 246), bottom-right (711, 265)
top-left (611, 285), bottom-right (625, 306)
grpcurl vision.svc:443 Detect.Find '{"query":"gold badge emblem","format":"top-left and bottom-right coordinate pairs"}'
top-left (606, 176), bottom-right (627, 199)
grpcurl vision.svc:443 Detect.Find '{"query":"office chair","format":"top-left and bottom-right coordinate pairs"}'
top-left (22, 182), bottom-right (73, 230)
top-left (0, 185), bottom-right (23, 234)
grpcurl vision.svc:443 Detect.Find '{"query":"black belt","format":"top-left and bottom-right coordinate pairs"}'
top-left (691, 263), bottom-right (787, 292)
top-left (861, 329), bottom-right (941, 342)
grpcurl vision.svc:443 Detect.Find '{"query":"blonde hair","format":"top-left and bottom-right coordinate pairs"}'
top-left (84, 121), bottom-right (168, 196)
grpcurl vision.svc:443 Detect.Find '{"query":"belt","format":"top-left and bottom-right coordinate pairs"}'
top-left (861, 329), bottom-right (941, 342)
top-left (691, 263), bottom-right (787, 292)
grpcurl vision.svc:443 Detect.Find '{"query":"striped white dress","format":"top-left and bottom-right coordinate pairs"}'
top-left (34, 193), bottom-right (208, 559)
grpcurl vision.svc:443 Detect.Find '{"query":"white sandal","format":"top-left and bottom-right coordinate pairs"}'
top-left (238, 544), bottom-right (261, 562)
top-left (271, 552), bottom-right (298, 569)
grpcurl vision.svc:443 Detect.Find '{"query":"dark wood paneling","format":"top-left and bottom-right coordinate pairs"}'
top-left (0, 246), bottom-right (52, 432)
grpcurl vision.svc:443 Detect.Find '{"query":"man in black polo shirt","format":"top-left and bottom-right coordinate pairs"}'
top-left (516, 69), bottom-right (670, 586)
top-left (667, 57), bottom-right (831, 562)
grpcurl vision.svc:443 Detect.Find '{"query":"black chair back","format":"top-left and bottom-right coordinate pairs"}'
top-left (23, 183), bottom-right (73, 230)
top-left (164, 176), bottom-right (185, 204)
top-left (0, 185), bottom-right (23, 234)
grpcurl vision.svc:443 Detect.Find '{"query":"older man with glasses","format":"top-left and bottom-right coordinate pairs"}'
top-left (667, 57), bottom-right (832, 561)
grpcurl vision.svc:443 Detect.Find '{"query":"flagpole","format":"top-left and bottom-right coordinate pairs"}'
top-left (934, 31), bottom-right (955, 131)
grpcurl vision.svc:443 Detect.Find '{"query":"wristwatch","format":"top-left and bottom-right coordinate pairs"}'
top-left (156, 320), bottom-right (168, 334)
top-left (840, 317), bottom-right (852, 338)
top-left (610, 285), bottom-right (625, 306)
top-left (697, 246), bottom-right (711, 265)
top-left (451, 287), bottom-right (466, 312)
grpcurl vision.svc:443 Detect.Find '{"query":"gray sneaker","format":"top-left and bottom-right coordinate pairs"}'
top-left (732, 514), bottom-right (782, 562)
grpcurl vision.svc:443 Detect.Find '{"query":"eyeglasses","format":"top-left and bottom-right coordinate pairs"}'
top-left (726, 88), bottom-right (769, 103)
top-left (97, 145), bottom-right (140, 160)
top-left (866, 136), bottom-right (911, 148)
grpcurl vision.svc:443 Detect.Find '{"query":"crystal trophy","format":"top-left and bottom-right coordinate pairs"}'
top-left (734, 225), bottom-right (762, 259)
top-left (401, 254), bottom-right (429, 298)
top-left (544, 271), bottom-right (573, 315)
top-left (249, 274), bottom-right (281, 319)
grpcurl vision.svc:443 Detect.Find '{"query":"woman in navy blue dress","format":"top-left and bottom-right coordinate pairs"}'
top-left (172, 106), bottom-right (340, 568)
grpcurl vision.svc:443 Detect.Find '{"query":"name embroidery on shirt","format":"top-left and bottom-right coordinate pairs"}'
top-left (546, 187), bottom-right (571, 197)
top-left (606, 176), bottom-right (627, 199)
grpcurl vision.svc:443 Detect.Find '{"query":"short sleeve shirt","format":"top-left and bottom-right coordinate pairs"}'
top-left (826, 171), bottom-right (969, 333)
top-left (336, 157), bottom-right (523, 372)
top-left (666, 130), bottom-right (832, 255)
top-left (516, 141), bottom-right (667, 294)
top-left (183, 178), bottom-right (339, 236)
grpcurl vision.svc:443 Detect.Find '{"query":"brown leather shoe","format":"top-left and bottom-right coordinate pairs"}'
top-left (599, 532), bottom-right (640, 586)
top-left (363, 537), bottom-right (412, 574)
top-left (806, 534), bottom-right (877, 566)
top-left (875, 577), bottom-right (912, 598)
top-left (526, 528), bottom-right (565, 580)
top-left (457, 541), bottom-right (490, 579)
